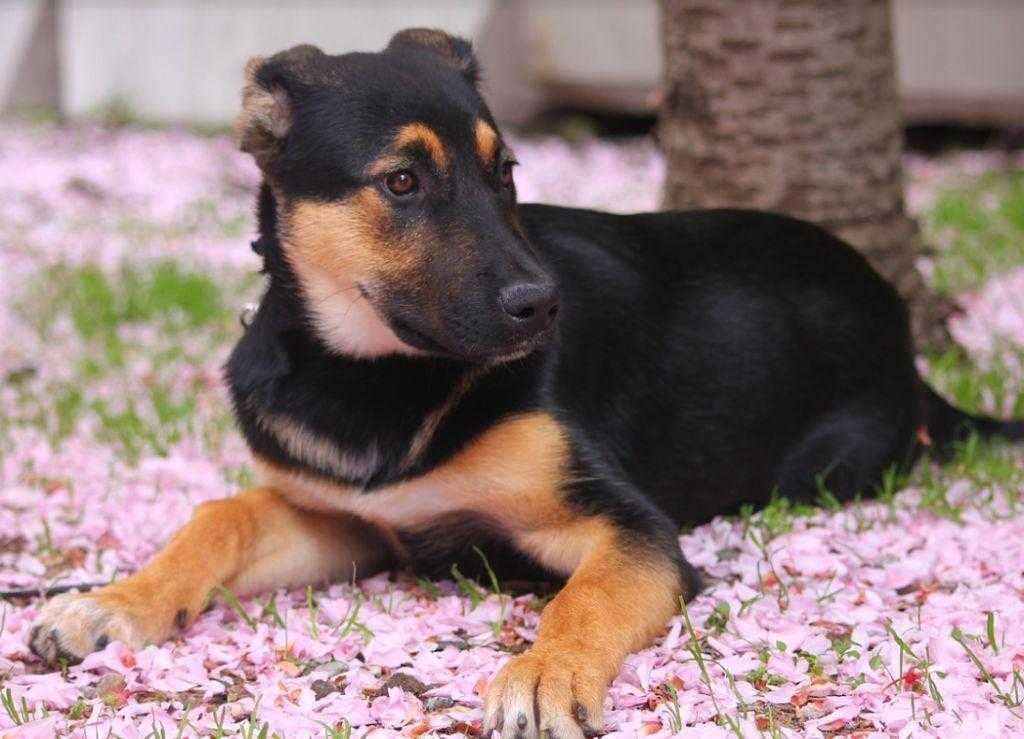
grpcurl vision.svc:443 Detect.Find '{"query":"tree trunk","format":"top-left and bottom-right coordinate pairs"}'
top-left (659, 0), bottom-right (950, 348)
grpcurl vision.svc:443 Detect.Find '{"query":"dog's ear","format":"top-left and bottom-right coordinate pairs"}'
top-left (235, 44), bottom-right (326, 169)
top-left (386, 28), bottom-right (480, 84)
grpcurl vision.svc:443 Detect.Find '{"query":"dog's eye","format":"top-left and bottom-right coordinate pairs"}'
top-left (385, 170), bottom-right (418, 196)
top-left (500, 160), bottom-right (517, 187)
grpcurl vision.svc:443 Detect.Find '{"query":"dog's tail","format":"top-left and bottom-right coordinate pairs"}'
top-left (922, 383), bottom-right (1024, 454)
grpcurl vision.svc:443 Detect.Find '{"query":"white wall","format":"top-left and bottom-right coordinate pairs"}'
top-left (59, 0), bottom-right (494, 123)
top-left (894, 0), bottom-right (1024, 100)
top-left (521, 0), bottom-right (659, 86)
top-left (5, 0), bottom-right (1024, 125)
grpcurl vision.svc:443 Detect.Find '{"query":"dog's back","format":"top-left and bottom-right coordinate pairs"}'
top-left (519, 205), bottom-right (911, 514)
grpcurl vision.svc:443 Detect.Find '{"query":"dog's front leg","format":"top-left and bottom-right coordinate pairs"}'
top-left (29, 487), bottom-right (387, 665)
top-left (484, 516), bottom-right (693, 739)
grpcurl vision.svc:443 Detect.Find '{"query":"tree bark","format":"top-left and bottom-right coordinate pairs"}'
top-left (659, 0), bottom-right (950, 348)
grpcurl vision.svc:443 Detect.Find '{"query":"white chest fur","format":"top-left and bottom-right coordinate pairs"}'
top-left (252, 457), bottom-right (471, 530)
top-left (250, 409), bottom-right (591, 578)
top-left (256, 411), bottom-right (382, 484)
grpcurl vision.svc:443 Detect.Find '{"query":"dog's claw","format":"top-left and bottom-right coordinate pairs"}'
top-left (27, 591), bottom-right (151, 668)
top-left (485, 646), bottom-right (604, 739)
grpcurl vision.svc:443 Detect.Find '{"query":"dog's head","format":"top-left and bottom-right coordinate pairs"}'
top-left (237, 29), bottom-right (558, 362)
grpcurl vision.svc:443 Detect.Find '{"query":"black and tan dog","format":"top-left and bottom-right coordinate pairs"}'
top-left (30, 29), bottom-right (1024, 738)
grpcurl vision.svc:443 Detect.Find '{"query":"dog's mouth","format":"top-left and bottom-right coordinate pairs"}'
top-left (353, 283), bottom-right (447, 356)
top-left (361, 284), bottom-right (554, 363)
top-left (389, 316), bottom-right (449, 355)
top-left (486, 327), bottom-right (554, 364)
top-left (392, 317), bottom-right (552, 363)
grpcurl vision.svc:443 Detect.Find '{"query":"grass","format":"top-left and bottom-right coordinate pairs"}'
top-left (80, 95), bottom-right (233, 138)
top-left (926, 169), bottom-right (1024, 296)
top-left (919, 165), bottom-right (1024, 451)
top-left (0, 133), bottom-right (1022, 738)
top-left (335, 593), bottom-right (373, 641)
top-left (215, 585), bottom-right (258, 629)
top-left (29, 260), bottom-right (233, 345)
top-left (679, 596), bottom-right (743, 737)
top-left (727, 426), bottom-right (1024, 551)
top-left (1, 688), bottom-right (29, 725)
top-left (3, 153), bottom-right (1024, 722)
top-left (1, 157), bottom-right (1018, 476)
top-left (925, 347), bottom-right (1024, 419)
top-left (447, 549), bottom-right (512, 638)
top-left (3, 260), bottom-right (257, 463)
top-left (848, 163), bottom-right (1024, 521)
top-left (951, 626), bottom-right (1024, 716)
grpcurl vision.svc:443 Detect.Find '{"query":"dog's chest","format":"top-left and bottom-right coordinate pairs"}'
top-left (229, 323), bottom-right (473, 490)
top-left (254, 409), bottom-right (385, 484)
top-left (253, 456), bottom-right (465, 529)
top-left (245, 374), bottom-right (497, 531)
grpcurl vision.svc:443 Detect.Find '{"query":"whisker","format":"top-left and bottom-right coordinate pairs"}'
top-left (312, 282), bottom-right (362, 309)
top-left (342, 290), bottom-right (365, 320)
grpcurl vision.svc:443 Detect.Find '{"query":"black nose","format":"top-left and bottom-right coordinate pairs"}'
top-left (498, 282), bottom-right (560, 332)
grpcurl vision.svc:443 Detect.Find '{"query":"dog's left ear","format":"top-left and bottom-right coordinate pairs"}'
top-left (386, 28), bottom-right (480, 84)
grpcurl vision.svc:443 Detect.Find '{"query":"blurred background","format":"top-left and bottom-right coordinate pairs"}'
top-left (4, 3), bottom-right (1024, 735)
top-left (3, 0), bottom-right (1024, 130)
top-left (2, 0), bottom-right (1024, 425)
top-left (1, 1), bottom-right (1023, 404)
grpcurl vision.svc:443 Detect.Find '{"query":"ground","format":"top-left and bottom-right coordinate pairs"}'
top-left (1, 124), bottom-right (1024, 738)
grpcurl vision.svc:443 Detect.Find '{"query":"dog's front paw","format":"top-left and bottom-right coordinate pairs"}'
top-left (28, 590), bottom-right (148, 666)
top-left (482, 643), bottom-right (607, 739)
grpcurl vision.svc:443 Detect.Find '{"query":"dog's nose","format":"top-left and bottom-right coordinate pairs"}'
top-left (499, 282), bottom-right (560, 332)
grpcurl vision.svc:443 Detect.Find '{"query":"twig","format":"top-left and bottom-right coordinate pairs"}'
top-left (0, 581), bottom-right (108, 599)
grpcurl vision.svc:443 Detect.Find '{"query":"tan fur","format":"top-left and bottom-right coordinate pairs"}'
top-left (257, 411), bottom-right (381, 481)
top-left (484, 534), bottom-right (682, 736)
top-left (273, 122), bottom-right (471, 358)
top-left (536, 543), bottom-right (681, 661)
top-left (424, 412), bottom-right (572, 530)
top-left (296, 266), bottom-right (417, 357)
top-left (368, 153), bottom-right (413, 179)
top-left (253, 412), bottom-right (572, 535)
top-left (30, 488), bottom-right (387, 661)
top-left (33, 410), bottom-right (680, 739)
top-left (253, 457), bottom-right (362, 513)
top-left (516, 517), bottom-right (609, 576)
top-left (475, 119), bottom-right (499, 167)
top-left (281, 192), bottom-right (422, 357)
top-left (235, 57), bottom-right (291, 170)
top-left (285, 190), bottom-right (410, 279)
top-left (32, 413), bottom-right (572, 662)
top-left (394, 123), bottom-right (449, 171)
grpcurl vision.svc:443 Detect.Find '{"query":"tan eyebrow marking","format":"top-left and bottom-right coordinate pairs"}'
top-left (368, 153), bottom-right (412, 178)
top-left (394, 123), bottom-right (448, 171)
top-left (475, 119), bottom-right (499, 166)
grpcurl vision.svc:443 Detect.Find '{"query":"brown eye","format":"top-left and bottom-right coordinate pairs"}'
top-left (500, 160), bottom-right (516, 187)
top-left (385, 170), bottom-right (417, 196)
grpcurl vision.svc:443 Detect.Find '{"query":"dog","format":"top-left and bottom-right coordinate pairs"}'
top-left (29, 28), bottom-right (1024, 738)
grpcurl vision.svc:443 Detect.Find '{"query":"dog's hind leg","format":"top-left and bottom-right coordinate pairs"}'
top-left (28, 487), bottom-right (388, 665)
top-left (773, 399), bottom-right (914, 503)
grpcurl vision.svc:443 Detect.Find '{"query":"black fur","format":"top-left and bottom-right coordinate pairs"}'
top-left (226, 29), bottom-right (1023, 591)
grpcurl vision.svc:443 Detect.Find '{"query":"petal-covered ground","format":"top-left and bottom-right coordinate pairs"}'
top-left (2, 124), bottom-right (1024, 738)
